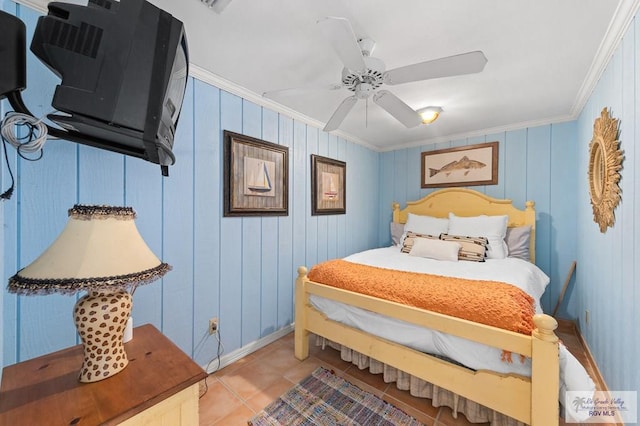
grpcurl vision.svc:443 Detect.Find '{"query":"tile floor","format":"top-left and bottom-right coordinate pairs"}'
top-left (198, 322), bottom-right (604, 425)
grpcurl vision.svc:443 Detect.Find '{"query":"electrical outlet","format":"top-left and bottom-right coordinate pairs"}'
top-left (208, 317), bottom-right (218, 335)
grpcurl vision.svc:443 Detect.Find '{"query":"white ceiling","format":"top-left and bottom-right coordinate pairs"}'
top-left (19, 0), bottom-right (636, 150)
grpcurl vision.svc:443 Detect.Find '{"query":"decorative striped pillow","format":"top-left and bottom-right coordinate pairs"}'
top-left (401, 231), bottom-right (439, 253)
top-left (439, 234), bottom-right (488, 262)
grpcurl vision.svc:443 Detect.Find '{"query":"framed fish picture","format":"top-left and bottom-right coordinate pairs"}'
top-left (421, 141), bottom-right (498, 188)
top-left (311, 155), bottom-right (346, 215)
top-left (223, 130), bottom-right (289, 216)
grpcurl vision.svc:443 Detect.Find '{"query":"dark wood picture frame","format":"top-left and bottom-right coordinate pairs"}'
top-left (421, 141), bottom-right (499, 188)
top-left (311, 155), bottom-right (346, 215)
top-left (223, 130), bottom-right (289, 216)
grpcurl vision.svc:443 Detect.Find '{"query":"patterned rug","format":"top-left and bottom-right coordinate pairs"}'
top-left (248, 367), bottom-right (424, 425)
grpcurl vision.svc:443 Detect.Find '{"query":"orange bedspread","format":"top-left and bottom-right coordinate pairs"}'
top-left (307, 259), bottom-right (535, 336)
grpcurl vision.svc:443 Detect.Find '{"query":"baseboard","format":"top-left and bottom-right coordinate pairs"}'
top-left (558, 319), bottom-right (609, 391)
top-left (556, 319), bottom-right (609, 393)
top-left (575, 330), bottom-right (609, 393)
top-left (559, 320), bottom-right (629, 425)
top-left (202, 323), bottom-right (294, 374)
top-left (556, 318), bottom-right (624, 426)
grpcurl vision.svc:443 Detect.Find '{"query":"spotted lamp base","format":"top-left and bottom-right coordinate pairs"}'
top-left (73, 290), bottom-right (132, 383)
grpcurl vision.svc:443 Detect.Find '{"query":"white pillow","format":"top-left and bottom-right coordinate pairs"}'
top-left (409, 237), bottom-right (461, 261)
top-left (447, 213), bottom-right (509, 259)
top-left (405, 213), bottom-right (449, 235)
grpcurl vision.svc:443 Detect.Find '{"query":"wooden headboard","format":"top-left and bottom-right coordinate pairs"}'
top-left (392, 188), bottom-right (536, 263)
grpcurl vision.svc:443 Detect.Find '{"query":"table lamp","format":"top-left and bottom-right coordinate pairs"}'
top-left (7, 205), bottom-right (170, 383)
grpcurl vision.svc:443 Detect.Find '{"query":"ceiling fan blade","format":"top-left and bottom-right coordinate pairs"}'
top-left (383, 51), bottom-right (488, 85)
top-left (263, 83), bottom-right (343, 98)
top-left (317, 17), bottom-right (366, 73)
top-left (372, 90), bottom-right (422, 128)
top-left (323, 96), bottom-right (358, 132)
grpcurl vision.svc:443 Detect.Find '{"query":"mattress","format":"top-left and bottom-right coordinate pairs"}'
top-left (309, 246), bottom-right (595, 420)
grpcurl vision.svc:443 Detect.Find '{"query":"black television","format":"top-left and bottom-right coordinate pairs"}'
top-left (0, 0), bottom-right (188, 176)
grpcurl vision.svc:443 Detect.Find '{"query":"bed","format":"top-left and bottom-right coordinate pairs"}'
top-left (294, 188), bottom-right (593, 425)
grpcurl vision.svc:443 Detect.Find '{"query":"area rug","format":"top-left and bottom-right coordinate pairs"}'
top-left (248, 367), bottom-right (424, 425)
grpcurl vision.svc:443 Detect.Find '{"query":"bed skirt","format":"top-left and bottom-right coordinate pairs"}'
top-left (316, 336), bottom-right (526, 426)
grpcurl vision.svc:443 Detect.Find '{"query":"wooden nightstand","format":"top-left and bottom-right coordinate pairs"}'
top-left (0, 324), bottom-right (207, 425)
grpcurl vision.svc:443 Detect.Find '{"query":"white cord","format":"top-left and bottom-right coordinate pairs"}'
top-left (1, 111), bottom-right (49, 154)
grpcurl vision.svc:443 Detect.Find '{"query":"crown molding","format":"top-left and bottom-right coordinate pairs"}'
top-left (189, 65), bottom-right (578, 153)
top-left (11, 0), bottom-right (47, 13)
top-left (380, 114), bottom-right (576, 152)
top-left (571, 0), bottom-right (640, 117)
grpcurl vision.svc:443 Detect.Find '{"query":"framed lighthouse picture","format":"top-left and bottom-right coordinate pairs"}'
top-left (311, 154), bottom-right (346, 215)
top-left (223, 130), bottom-right (289, 216)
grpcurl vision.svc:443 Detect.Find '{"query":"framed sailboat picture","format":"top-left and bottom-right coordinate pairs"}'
top-left (224, 131), bottom-right (289, 216)
top-left (311, 155), bottom-right (346, 215)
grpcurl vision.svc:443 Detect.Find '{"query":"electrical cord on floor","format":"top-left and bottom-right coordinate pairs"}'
top-left (0, 111), bottom-right (51, 200)
top-left (199, 328), bottom-right (225, 399)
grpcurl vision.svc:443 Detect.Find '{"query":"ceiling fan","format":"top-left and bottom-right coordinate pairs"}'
top-left (264, 17), bottom-right (488, 132)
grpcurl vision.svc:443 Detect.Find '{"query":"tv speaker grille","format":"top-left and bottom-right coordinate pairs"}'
top-left (50, 20), bottom-right (103, 58)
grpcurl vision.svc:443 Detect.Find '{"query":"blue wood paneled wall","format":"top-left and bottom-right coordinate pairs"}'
top-left (575, 14), bottom-right (639, 401)
top-left (378, 123), bottom-right (579, 315)
top-left (1, 2), bottom-right (379, 368)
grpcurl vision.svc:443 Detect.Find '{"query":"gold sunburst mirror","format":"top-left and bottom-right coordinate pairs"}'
top-left (588, 108), bottom-right (624, 233)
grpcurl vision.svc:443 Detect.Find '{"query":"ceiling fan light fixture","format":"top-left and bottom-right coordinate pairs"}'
top-left (417, 106), bottom-right (443, 124)
top-left (358, 38), bottom-right (376, 57)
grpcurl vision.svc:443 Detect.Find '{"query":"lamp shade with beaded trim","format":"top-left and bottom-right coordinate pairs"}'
top-left (7, 205), bottom-right (171, 382)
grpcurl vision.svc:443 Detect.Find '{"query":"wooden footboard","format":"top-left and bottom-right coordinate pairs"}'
top-left (294, 266), bottom-right (559, 426)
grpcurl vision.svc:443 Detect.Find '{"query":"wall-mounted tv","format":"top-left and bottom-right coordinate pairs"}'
top-left (0, 0), bottom-right (189, 176)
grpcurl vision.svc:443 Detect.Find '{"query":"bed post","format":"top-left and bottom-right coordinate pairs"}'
top-left (294, 266), bottom-right (309, 360)
top-left (525, 200), bottom-right (536, 264)
top-left (531, 314), bottom-right (559, 426)
top-left (392, 202), bottom-right (401, 223)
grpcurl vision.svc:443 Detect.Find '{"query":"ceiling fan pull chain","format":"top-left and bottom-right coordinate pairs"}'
top-left (365, 98), bottom-right (369, 128)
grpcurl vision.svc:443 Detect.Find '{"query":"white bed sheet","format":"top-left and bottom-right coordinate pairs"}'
top-left (309, 246), bottom-right (594, 419)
